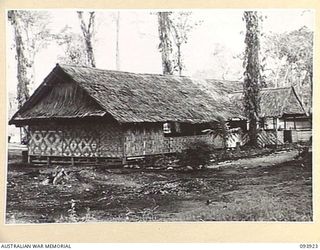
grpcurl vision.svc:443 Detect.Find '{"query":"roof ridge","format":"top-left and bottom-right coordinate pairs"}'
top-left (58, 63), bottom-right (242, 81)
top-left (58, 63), bottom-right (185, 78)
top-left (232, 86), bottom-right (291, 93)
top-left (261, 86), bottom-right (291, 90)
top-left (205, 78), bottom-right (242, 83)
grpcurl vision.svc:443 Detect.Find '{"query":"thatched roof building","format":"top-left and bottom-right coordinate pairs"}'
top-left (196, 77), bottom-right (307, 118)
top-left (10, 64), bottom-right (240, 126)
top-left (229, 87), bottom-right (306, 118)
top-left (9, 64), bottom-right (311, 164)
top-left (227, 86), bottom-right (310, 145)
top-left (10, 64), bottom-right (245, 164)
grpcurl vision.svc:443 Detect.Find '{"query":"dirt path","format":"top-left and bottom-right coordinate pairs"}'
top-left (208, 149), bottom-right (299, 169)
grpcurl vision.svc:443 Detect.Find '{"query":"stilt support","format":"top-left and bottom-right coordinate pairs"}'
top-left (122, 157), bottom-right (127, 165)
top-left (71, 157), bottom-right (75, 167)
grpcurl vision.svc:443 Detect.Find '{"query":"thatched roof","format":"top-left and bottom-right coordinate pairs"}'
top-left (10, 64), bottom-right (242, 125)
top-left (15, 81), bottom-right (107, 120)
top-left (230, 87), bottom-right (306, 118)
top-left (203, 79), bottom-right (242, 94)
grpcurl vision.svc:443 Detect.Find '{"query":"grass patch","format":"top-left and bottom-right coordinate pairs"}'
top-left (176, 193), bottom-right (312, 221)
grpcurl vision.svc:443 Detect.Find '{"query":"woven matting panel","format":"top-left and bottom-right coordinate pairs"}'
top-left (29, 122), bottom-right (123, 158)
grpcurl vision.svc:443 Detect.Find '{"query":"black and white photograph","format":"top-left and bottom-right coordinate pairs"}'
top-left (6, 9), bottom-right (313, 223)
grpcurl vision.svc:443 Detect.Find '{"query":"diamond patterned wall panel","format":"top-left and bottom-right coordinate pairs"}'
top-left (28, 122), bottom-right (123, 158)
top-left (29, 129), bottom-right (63, 156)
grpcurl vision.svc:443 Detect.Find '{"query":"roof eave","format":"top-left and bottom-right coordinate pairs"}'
top-left (9, 113), bottom-right (109, 125)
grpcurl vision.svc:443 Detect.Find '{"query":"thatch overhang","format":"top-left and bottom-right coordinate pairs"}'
top-left (10, 64), bottom-right (241, 126)
top-left (9, 65), bottom-right (109, 126)
top-left (229, 87), bottom-right (307, 118)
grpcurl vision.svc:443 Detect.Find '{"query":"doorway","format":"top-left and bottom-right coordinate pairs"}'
top-left (284, 130), bottom-right (292, 143)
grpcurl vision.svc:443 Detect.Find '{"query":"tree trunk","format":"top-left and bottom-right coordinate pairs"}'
top-left (116, 11), bottom-right (120, 70)
top-left (283, 64), bottom-right (291, 86)
top-left (8, 11), bottom-right (31, 108)
top-left (85, 38), bottom-right (95, 67)
top-left (157, 12), bottom-right (173, 75)
top-left (8, 10), bottom-right (32, 143)
top-left (243, 11), bottom-right (262, 147)
top-left (308, 69), bottom-right (313, 113)
top-left (77, 11), bottom-right (96, 67)
top-left (177, 43), bottom-right (182, 76)
top-left (274, 65), bottom-right (281, 88)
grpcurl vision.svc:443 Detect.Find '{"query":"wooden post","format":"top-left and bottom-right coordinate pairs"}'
top-left (122, 157), bottom-right (127, 165)
top-left (27, 155), bottom-right (31, 164)
top-left (284, 119), bottom-right (287, 130)
top-left (236, 142), bottom-right (240, 153)
top-left (71, 157), bottom-right (75, 166)
top-left (275, 117), bottom-right (278, 149)
top-left (120, 124), bottom-right (127, 166)
top-left (261, 118), bottom-right (265, 129)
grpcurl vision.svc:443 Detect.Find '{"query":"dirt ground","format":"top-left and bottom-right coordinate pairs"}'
top-left (6, 146), bottom-right (312, 223)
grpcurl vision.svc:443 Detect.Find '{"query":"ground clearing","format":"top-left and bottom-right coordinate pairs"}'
top-left (6, 147), bottom-right (312, 223)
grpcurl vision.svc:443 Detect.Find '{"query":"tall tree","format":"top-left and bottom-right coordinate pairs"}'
top-left (243, 11), bottom-right (262, 147)
top-left (54, 26), bottom-right (88, 66)
top-left (8, 10), bottom-right (30, 109)
top-left (77, 11), bottom-right (96, 67)
top-left (157, 12), bottom-right (173, 75)
top-left (8, 10), bottom-right (52, 108)
top-left (170, 12), bottom-right (201, 76)
top-left (263, 26), bottom-right (313, 87)
top-left (262, 26), bottom-right (313, 112)
top-left (115, 11), bottom-right (121, 70)
top-left (157, 11), bottom-right (201, 76)
top-left (8, 10), bottom-right (52, 143)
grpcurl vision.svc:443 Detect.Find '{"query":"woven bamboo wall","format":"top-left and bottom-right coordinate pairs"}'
top-left (99, 123), bottom-right (123, 157)
top-left (164, 135), bottom-right (222, 153)
top-left (124, 124), bottom-right (165, 156)
top-left (29, 122), bottom-right (123, 158)
top-left (30, 122), bottom-right (298, 159)
top-left (292, 129), bottom-right (312, 142)
top-left (123, 124), bottom-right (222, 156)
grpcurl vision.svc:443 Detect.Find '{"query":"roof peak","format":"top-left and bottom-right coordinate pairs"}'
top-left (57, 63), bottom-right (243, 82)
top-left (231, 86), bottom-right (292, 94)
top-left (261, 86), bottom-right (292, 90)
top-left (57, 63), bottom-right (186, 78)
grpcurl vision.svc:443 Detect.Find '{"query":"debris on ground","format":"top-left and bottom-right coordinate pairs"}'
top-left (295, 146), bottom-right (310, 160)
top-left (40, 166), bottom-right (69, 185)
